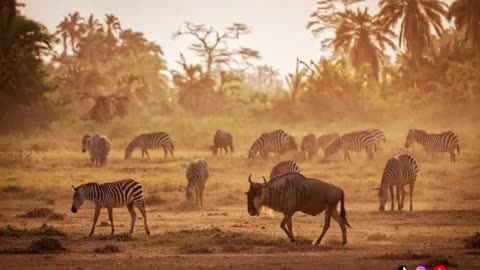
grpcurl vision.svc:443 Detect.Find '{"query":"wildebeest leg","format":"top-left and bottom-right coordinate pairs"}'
top-left (89, 205), bottom-right (102, 237)
top-left (399, 186), bottom-right (406, 210)
top-left (280, 213), bottom-right (294, 241)
top-left (396, 186), bottom-right (401, 210)
top-left (286, 216), bottom-right (294, 242)
top-left (331, 209), bottom-right (347, 244)
top-left (224, 147), bottom-right (228, 155)
top-left (313, 208), bottom-right (332, 246)
top-left (409, 183), bottom-right (414, 211)
top-left (107, 207), bottom-right (115, 235)
top-left (389, 185), bottom-right (395, 211)
top-left (127, 202), bottom-right (136, 234)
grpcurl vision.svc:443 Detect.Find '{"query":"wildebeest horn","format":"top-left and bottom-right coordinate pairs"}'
top-left (71, 185), bottom-right (77, 191)
top-left (248, 174), bottom-right (253, 184)
top-left (262, 176), bottom-right (267, 185)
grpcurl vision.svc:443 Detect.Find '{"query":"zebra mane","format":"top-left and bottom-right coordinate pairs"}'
top-left (79, 182), bottom-right (99, 189)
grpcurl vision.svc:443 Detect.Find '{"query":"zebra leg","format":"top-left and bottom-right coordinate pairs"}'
top-left (331, 209), bottom-right (347, 245)
top-left (313, 208), bottom-right (332, 246)
top-left (280, 213), bottom-right (294, 242)
top-left (199, 184), bottom-right (205, 207)
top-left (224, 147), bottom-right (228, 155)
top-left (399, 186), bottom-right (406, 210)
top-left (286, 216), bottom-right (295, 242)
top-left (141, 149), bottom-right (144, 159)
top-left (409, 183), bottom-right (414, 211)
top-left (136, 202), bottom-right (150, 236)
top-left (107, 207), bottom-right (115, 235)
top-left (450, 151), bottom-right (455, 163)
top-left (396, 186), bottom-right (401, 210)
top-left (127, 202), bottom-right (137, 234)
top-left (89, 205), bottom-right (102, 237)
top-left (163, 147), bottom-right (167, 159)
top-left (389, 185), bottom-right (395, 211)
top-left (144, 149), bottom-right (150, 160)
top-left (343, 151), bottom-right (348, 162)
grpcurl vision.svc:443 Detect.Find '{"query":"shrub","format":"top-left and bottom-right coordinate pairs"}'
top-left (464, 232), bottom-right (480, 249)
top-left (367, 232), bottom-right (388, 241)
top-left (0, 224), bottom-right (65, 237)
top-left (18, 208), bottom-right (65, 220)
top-left (94, 244), bottom-right (122, 253)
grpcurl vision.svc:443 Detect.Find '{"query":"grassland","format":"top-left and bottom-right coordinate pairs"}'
top-left (0, 116), bottom-right (479, 269)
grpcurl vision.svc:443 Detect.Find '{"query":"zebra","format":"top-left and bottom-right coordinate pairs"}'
top-left (209, 129), bottom-right (234, 155)
top-left (301, 133), bottom-right (318, 159)
top-left (375, 154), bottom-right (419, 211)
top-left (82, 134), bottom-right (110, 167)
top-left (324, 131), bottom-right (376, 162)
top-left (71, 179), bottom-right (150, 237)
top-left (316, 133), bottom-right (340, 152)
top-left (185, 159), bottom-right (209, 206)
top-left (269, 160), bottom-right (301, 180)
top-left (405, 129), bottom-right (460, 163)
top-left (367, 129), bottom-right (386, 149)
top-left (248, 129), bottom-right (298, 160)
top-left (246, 173), bottom-right (351, 245)
top-left (124, 132), bottom-right (174, 160)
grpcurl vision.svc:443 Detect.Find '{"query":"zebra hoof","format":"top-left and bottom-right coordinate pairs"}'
top-left (146, 231), bottom-right (151, 236)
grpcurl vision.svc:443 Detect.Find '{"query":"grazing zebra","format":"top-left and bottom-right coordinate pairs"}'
top-left (71, 179), bottom-right (150, 237)
top-left (82, 134), bottom-right (110, 167)
top-left (209, 129), bottom-right (234, 155)
top-left (248, 129), bottom-right (298, 160)
top-left (246, 173), bottom-right (351, 245)
top-left (301, 133), bottom-right (318, 159)
top-left (269, 160), bottom-right (300, 180)
top-left (124, 132), bottom-right (174, 160)
top-left (405, 129), bottom-right (460, 163)
top-left (376, 154), bottom-right (419, 211)
top-left (316, 133), bottom-right (340, 151)
top-left (185, 159), bottom-right (209, 206)
top-left (324, 131), bottom-right (376, 162)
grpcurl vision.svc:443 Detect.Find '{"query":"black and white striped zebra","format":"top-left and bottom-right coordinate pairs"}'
top-left (82, 134), bottom-right (110, 167)
top-left (301, 133), bottom-right (318, 159)
top-left (316, 133), bottom-right (340, 151)
top-left (367, 129), bottom-right (386, 148)
top-left (405, 129), bottom-right (460, 163)
top-left (324, 131), bottom-right (376, 162)
top-left (185, 159), bottom-right (209, 206)
top-left (124, 132), bottom-right (174, 160)
top-left (269, 160), bottom-right (301, 180)
top-left (71, 179), bottom-right (150, 237)
top-left (248, 129), bottom-right (298, 160)
top-left (376, 154), bottom-right (419, 211)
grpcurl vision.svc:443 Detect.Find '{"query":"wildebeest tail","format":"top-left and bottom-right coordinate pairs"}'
top-left (340, 190), bottom-right (351, 228)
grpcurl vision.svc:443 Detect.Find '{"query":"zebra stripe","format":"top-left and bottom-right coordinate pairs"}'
top-left (269, 160), bottom-right (301, 180)
top-left (71, 179), bottom-right (150, 237)
top-left (185, 159), bottom-right (209, 206)
top-left (316, 133), bottom-right (340, 151)
top-left (324, 131), bottom-right (376, 162)
top-left (248, 129), bottom-right (298, 160)
top-left (301, 133), bottom-right (318, 158)
top-left (367, 129), bottom-right (386, 144)
top-left (82, 134), bottom-right (110, 167)
top-left (378, 154), bottom-right (418, 211)
top-left (125, 132), bottom-right (174, 160)
top-left (405, 129), bottom-right (460, 162)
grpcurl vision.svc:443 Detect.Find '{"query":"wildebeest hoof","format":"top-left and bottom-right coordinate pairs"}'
top-left (146, 231), bottom-right (151, 236)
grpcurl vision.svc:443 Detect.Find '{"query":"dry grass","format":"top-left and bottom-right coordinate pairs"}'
top-left (18, 208), bottom-right (65, 221)
top-left (0, 224), bottom-right (65, 237)
top-left (94, 244), bottom-right (122, 253)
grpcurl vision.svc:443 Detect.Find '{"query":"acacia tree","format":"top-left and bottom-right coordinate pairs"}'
top-left (173, 22), bottom-right (260, 77)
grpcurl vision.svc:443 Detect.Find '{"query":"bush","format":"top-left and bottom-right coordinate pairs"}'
top-left (367, 232), bottom-right (388, 241)
top-left (464, 232), bottom-right (480, 249)
top-left (1, 185), bottom-right (24, 193)
top-left (0, 224), bottom-right (65, 237)
top-left (18, 208), bottom-right (65, 220)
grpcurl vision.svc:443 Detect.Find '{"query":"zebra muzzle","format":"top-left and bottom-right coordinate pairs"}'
top-left (71, 206), bottom-right (78, 213)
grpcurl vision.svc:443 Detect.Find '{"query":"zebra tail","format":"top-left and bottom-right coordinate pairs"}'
top-left (340, 190), bottom-right (352, 229)
top-left (456, 144), bottom-right (460, 155)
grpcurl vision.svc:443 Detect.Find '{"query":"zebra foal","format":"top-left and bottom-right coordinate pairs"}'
top-left (185, 159), bottom-right (209, 206)
top-left (405, 129), bottom-right (460, 163)
top-left (269, 160), bottom-right (300, 180)
top-left (82, 134), bottom-right (110, 167)
top-left (375, 154), bottom-right (419, 211)
top-left (71, 179), bottom-right (150, 237)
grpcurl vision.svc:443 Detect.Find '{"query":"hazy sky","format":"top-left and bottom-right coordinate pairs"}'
top-left (23, 0), bottom-right (381, 75)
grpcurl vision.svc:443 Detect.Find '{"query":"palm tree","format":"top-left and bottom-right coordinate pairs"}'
top-left (55, 16), bottom-right (70, 56)
top-left (66, 12), bottom-right (84, 54)
top-left (329, 8), bottom-right (396, 79)
top-left (448, 0), bottom-right (480, 62)
top-left (83, 14), bottom-right (102, 36)
top-left (104, 14), bottom-right (121, 37)
top-left (379, 0), bottom-right (448, 65)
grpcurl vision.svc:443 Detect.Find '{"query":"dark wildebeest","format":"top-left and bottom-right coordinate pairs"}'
top-left (246, 173), bottom-right (351, 245)
top-left (209, 129), bottom-right (234, 155)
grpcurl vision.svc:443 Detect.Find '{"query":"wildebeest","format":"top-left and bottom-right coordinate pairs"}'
top-left (246, 173), bottom-right (351, 245)
top-left (209, 129), bottom-right (234, 155)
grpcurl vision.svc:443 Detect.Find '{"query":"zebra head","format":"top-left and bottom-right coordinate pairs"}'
top-left (376, 187), bottom-right (388, 211)
top-left (82, 135), bottom-right (92, 153)
top-left (245, 174), bottom-right (267, 216)
top-left (405, 129), bottom-right (417, 148)
top-left (71, 185), bottom-right (85, 213)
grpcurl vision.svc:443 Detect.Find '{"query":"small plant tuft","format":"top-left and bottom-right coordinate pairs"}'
top-left (94, 244), bottom-right (122, 253)
top-left (0, 224), bottom-right (65, 237)
top-left (464, 232), bottom-right (480, 249)
top-left (144, 194), bottom-right (167, 205)
top-left (367, 232), bottom-right (388, 241)
top-left (18, 208), bottom-right (65, 220)
top-left (1, 185), bottom-right (24, 193)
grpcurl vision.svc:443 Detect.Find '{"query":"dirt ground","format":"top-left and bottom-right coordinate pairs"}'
top-left (0, 131), bottom-right (479, 269)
